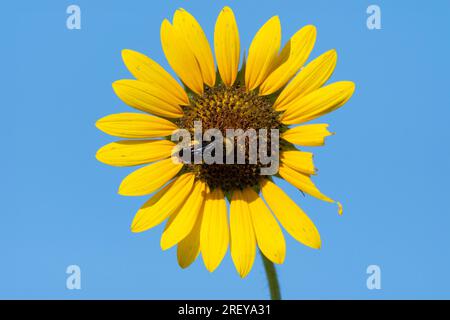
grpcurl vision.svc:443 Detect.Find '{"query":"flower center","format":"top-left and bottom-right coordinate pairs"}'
top-left (177, 85), bottom-right (283, 192)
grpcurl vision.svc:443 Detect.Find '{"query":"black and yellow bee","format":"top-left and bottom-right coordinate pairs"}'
top-left (174, 137), bottom-right (234, 164)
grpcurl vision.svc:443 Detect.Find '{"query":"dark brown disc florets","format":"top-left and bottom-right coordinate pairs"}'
top-left (177, 85), bottom-right (283, 192)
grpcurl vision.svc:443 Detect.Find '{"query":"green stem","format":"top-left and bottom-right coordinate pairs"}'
top-left (260, 251), bottom-right (281, 300)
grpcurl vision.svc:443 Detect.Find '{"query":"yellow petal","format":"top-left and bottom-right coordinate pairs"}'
top-left (112, 79), bottom-right (183, 118)
top-left (261, 179), bottom-right (321, 249)
top-left (160, 181), bottom-right (206, 250)
top-left (280, 150), bottom-right (315, 175)
top-left (278, 162), bottom-right (334, 203)
top-left (230, 189), bottom-right (256, 278)
top-left (274, 49), bottom-right (337, 111)
top-left (200, 187), bottom-right (229, 272)
top-left (245, 16), bottom-right (281, 91)
top-left (260, 25), bottom-right (316, 95)
top-left (121, 49), bottom-right (189, 105)
top-left (214, 6), bottom-right (240, 87)
top-left (96, 140), bottom-right (175, 167)
top-left (96, 113), bottom-right (178, 139)
top-left (131, 173), bottom-right (195, 232)
top-left (281, 124), bottom-right (333, 147)
top-left (118, 158), bottom-right (183, 196)
top-left (177, 209), bottom-right (203, 269)
top-left (161, 19), bottom-right (204, 95)
top-left (173, 8), bottom-right (216, 87)
top-left (281, 81), bottom-right (355, 125)
top-left (281, 164), bottom-right (345, 215)
top-left (243, 188), bottom-right (285, 264)
top-left (132, 180), bottom-right (174, 218)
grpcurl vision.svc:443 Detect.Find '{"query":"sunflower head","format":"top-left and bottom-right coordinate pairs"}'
top-left (178, 83), bottom-right (284, 192)
top-left (96, 6), bottom-right (355, 278)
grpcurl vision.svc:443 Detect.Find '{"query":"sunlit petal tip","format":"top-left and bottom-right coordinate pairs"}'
top-left (215, 6), bottom-right (240, 87)
top-left (130, 223), bottom-right (142, 234)
top-left (94, 149), bottom-right (102, 162)
top-left (305, 24), bottom-right (317, 31)
top-left (204, 255), bottom-right (222, 272)
top-left (280, 150), bottom-right (316, 175)
top-left (111, 79), bottom-right (184, 118)
top-left (245, 15), bottom-right (282, 91)
top-left (275, 253), bottom-right (286, 264)
top-left (121, 48), bottom-right (130, 60)
top-left (259, 23), bottom-right (317, 95)
top-left (321, 49), bottom-right (338, 68)
top-left (129, 180), bottom-right (177, 232)
top-left (337, 202), bottom-right (343, 215)
top-left (94, 119), bottom-right (102, 131)
top-left (230, 190), bottom-right (256, 278)
top-left (120, 49), bottom-right (190, 106)
top-left (200, 187), bottom-right (229, 273)
top-left (279, 163), bottom-right (337, 203)
top-left (160, 237), bottom-right (171, 251)
top-left (299, 24), bottom-right (317, 43)
top-left (161, 18), bottom-right (170, 26)
top-left (111, 79), bottom-right (126, 96)
top-left (340, 81), bottom-right (356, 104)
top-left (243, 188), bottom-right (286, 266)
top-left (329, 48), bottom-right (338, 58)
top-left (261, 179), bottom-right (321, 249)
top-left (313, 237), bottom-right (322, 249)
top-left (220, 6), bottom-right (234, 15)
top-left (121, 48), bottom-right (137, 62)
top-left (111, 80), bottom-right (120, 91)
top-left (273, 48), bottom-right (339, 110)
top-left (130, 173), bottom-right (196, 233)
top-left (281, 123), bottom-right (335, 147)
top-left (205, 267), bottom-right (215, 273)
top-left (118, 159), bottom-right (182, 196)
top-left (271, 15), bottom-right (281, 25)
top-left (161, 18), bottom-right (204, 95)
top-left (348, 81), bottom-right (356, 92)
top-left (281, 81), bottom-right (356, 125)
top-left (95, 146), bottom-right (113, 165)
top-left (96, 140), bottom-right (175, 167)
top-left (173, 7), bottom-right (216, 87)
top-left (95, 113), bottom-right (178, 139)
top-left (239, 270), bottom-right (250, 278)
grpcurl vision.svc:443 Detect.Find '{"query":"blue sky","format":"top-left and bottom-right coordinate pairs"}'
top-left (2, 0), bottom-right (450, 299)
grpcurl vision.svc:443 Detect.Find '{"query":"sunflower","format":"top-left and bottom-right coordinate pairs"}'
top-left (96, 6), bottom-right (355, 278)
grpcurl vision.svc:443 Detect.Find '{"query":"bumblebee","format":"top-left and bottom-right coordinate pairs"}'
top-left (174, 137), bottom-right (234, 164)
